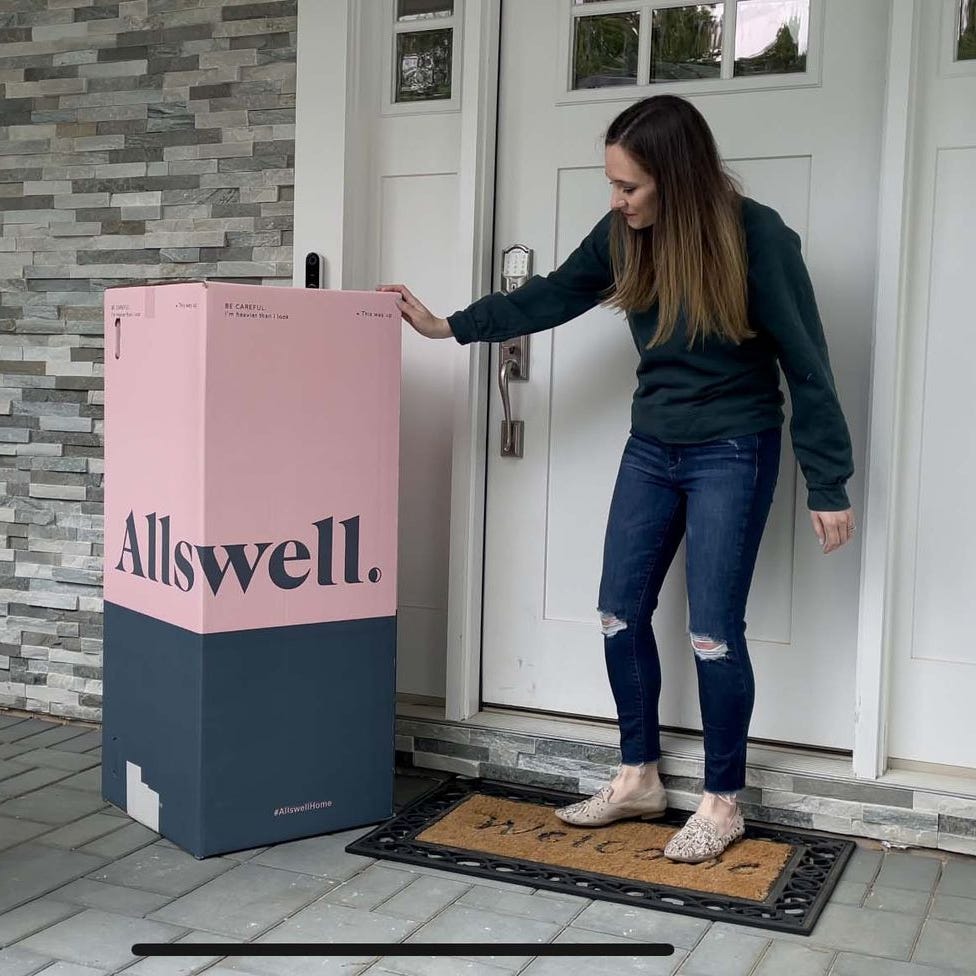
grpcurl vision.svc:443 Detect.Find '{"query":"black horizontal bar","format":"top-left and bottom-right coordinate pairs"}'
top-left (132, 942), bottom-right (675, 957)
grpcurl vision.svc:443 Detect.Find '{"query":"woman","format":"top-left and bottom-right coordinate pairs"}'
top-left (379, 94), bottom-right (855, 864)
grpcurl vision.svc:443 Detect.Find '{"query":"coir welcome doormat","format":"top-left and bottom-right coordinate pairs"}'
top-left (345, 776), bottom-right (856, 935)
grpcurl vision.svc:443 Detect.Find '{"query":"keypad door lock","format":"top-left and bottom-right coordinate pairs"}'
top-left (501, 243), bottom-right (532, 294)
top-left (498, 245), bottom-right (533, 458)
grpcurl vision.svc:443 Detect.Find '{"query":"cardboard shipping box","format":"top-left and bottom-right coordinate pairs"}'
top-left (102, 281), bottom-right (401, 858)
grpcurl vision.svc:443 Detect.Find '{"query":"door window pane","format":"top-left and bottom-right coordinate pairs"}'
top-left (733, 0), bottom-right (809, 76)
top-left (395, 29), bottom-right (453, 102)
top-left (572, 11), bottom-right (640, 89)
top-left (960, 0), bottom-right (976, 60)
top-left (650, 4), bottom-right (723, 82)
top-left (397, 0), bottom-right (453, 21)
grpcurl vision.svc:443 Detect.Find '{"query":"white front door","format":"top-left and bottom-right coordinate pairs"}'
top-left (886, 1), bottom-right (976, 767)
top-left (482, 0), bottom-right (888, 751)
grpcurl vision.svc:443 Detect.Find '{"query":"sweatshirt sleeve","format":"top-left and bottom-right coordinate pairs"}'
top-left (747, 214), bottom-right (854, 511)
top-left (447, 211), bottom-right (615, 345)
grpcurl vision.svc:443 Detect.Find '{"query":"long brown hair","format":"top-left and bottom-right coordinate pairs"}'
top-left (601, 95), bottom-right (753, 349)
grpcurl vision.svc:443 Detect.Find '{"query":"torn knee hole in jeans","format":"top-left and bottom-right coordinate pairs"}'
top-left (598, 610), bottom-right (628, 637)
top-left (691, 633), bottom-right (729, 660)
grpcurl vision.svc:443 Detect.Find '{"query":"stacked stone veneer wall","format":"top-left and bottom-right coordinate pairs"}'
top-left (0, 0), bottom-right (296, 720)
top-left (395, 718), bottom-right (976, 856)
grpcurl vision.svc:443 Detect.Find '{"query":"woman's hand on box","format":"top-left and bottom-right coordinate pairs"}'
top-left (376, 284), bottom-right (454, 339)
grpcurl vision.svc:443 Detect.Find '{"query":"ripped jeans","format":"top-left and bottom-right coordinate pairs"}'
top-left (597, 426), bottom-right (781, 793)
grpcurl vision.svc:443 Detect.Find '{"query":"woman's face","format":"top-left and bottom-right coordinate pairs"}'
top-left (605, 143), bottom-right (658, 230)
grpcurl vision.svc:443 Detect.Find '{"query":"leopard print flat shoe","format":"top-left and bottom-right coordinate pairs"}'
top-left (663, 808), bottom-right (746, 863)
top-left (553, 780), bottom-right (668, 827)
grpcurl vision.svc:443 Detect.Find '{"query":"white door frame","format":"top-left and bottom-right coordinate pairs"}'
top-left (851, 0), bottom-right (920, 779)
top-left (443, 0), bottom-right (503, 725)
top-left (293, 1), bottom-right (368, 292)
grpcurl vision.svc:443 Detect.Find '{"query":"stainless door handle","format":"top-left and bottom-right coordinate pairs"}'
top-left (498, 353), bottom-right (524, 457)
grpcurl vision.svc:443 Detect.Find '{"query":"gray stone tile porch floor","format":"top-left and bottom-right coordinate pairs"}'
top-left (1, 714), bottom-right (976, 976)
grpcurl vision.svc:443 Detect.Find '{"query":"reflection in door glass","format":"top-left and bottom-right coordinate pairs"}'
top-left (733, 0), bottom-right (809, 76)
top-left (650, 4), bottom-right (723, 82)
top-left (396, 0), bottom-right (453, 21)
top-left (395, 29), bottom-right (453, 101)
top-left (960, 0), bottom-right (976, 60)
top-left (572, 11), bottom-right (640, 89)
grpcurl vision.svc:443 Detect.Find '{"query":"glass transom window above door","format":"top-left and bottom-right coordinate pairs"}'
top-left (568, 0), bottom-right (814, 93)
top-left (958, 0), bottom-right (976, 60)
top-left (387, 0), bottom-right (461, 110)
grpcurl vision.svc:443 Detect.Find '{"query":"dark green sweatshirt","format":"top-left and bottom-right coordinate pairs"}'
top-left (446, 196), bottom-right (853, 511)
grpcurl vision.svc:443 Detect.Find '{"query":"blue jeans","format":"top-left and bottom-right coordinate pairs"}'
top-left (597, 427), bottom-right (781, 793)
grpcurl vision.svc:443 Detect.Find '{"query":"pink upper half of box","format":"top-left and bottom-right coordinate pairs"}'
top-left (103, 282), bottom-right (402, 635)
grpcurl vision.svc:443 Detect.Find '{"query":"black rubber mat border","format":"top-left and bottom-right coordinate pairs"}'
top-left (345, 775), bottom-right (857, 935)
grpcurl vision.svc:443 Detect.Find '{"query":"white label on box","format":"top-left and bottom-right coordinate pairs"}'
top-left (125, 760), bottom-right (160, 832)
